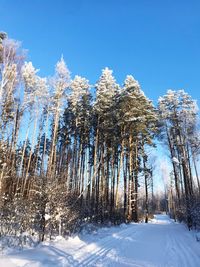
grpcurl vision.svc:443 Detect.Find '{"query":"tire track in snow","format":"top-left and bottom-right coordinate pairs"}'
top-left (1, 215), bottom-right (200, 267)
top-left (79, 217), bottom-right (200, 267)
top-left (76, 225), bottom-right (137, 266)
top-left (172, 230), bottom-right (200, 267)
top-left (165, 224), bottom-right (200, 267)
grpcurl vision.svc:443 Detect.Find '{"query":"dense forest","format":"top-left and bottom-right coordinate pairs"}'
top-left (0, 33), bottom-right (199, 242)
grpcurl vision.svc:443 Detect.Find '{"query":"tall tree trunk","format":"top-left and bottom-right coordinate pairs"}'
top-left (92, 121), bottom-right (99, 215)
top-left (22, 112), bottom-right (38, 195)
top-left (115, 132), bottom-right (124, 209)
top-left (192, 153), bottom-right (200, 195)
top-left (132, 137), bottom-right (138, 223)
top-left (48, 102), bottom-right (60, 180)
top-left (128, 134), bottom-right (133, 221)
top-left (123, 153), bottom-right (128, 220)
top-left (166, 124), bottom-right (181, 204)
top-left (143, 148), bottom-right (149, 223)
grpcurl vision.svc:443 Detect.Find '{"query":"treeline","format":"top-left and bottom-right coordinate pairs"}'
top-left (0, 33), bottom-right (199, 241)
top-left (158, 90), bottom-right (200, 229)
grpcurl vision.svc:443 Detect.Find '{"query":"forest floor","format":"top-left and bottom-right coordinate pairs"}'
top-left (0, 214), bottom-right (200, 267)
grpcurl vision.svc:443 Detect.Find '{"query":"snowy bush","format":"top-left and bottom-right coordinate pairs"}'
top-left (191, 199), bottom-right (200, 229)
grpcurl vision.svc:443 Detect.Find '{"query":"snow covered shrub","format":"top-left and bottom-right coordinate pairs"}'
top-left (79, 223), bottom-right (99, 235)
top-left (40, 180), bottom-right (82, 239)
top-left (0, 192), bottom-right (41, 249)
top-left (175, 206), bottom-right (187, 223)
top-left (1, 194), bottom-right (36, 235)
top-left (191, 199), bottom-right (200, 230)
top-left (0, 233), bottom-right (38, 251)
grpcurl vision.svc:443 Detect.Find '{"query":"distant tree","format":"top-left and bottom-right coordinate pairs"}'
top-left (158, 90), bottom-right (199, 228)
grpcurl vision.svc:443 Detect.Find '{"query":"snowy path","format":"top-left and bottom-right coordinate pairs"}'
top-left (1, 215), bottom-right (200, 267)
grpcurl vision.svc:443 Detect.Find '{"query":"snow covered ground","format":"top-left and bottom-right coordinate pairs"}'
top-left (1, 214), bottom-right (200, 267)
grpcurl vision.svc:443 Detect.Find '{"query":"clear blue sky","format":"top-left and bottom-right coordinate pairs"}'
top-left (1, 0), bottom-right (200, 104)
